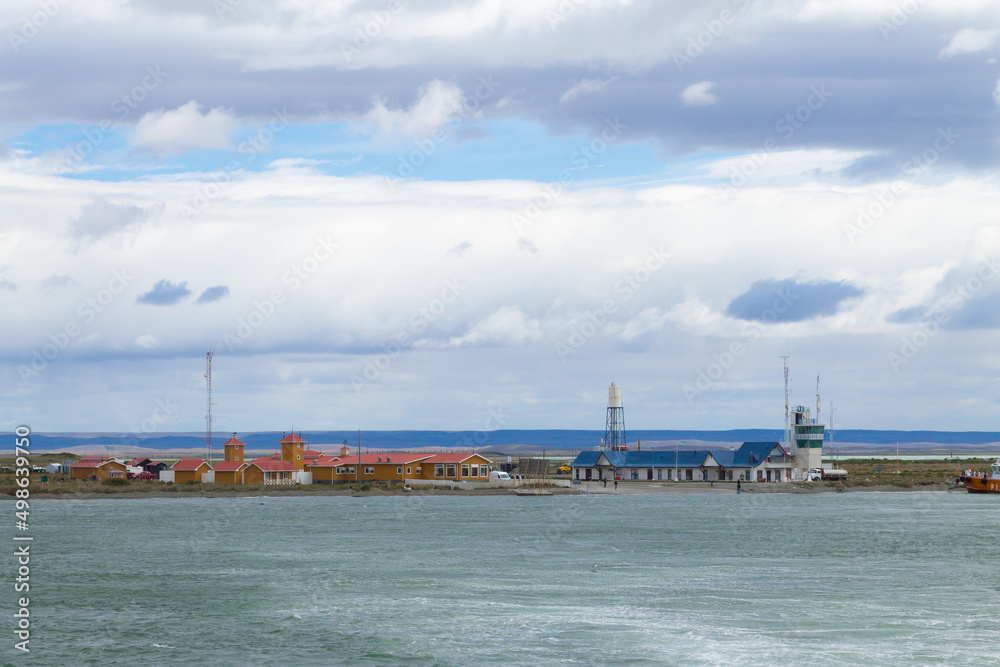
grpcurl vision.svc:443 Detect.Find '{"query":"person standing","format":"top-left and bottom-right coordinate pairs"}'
top-left (614, 479), bottom-right (618, 490)
top-left (736, 479), bottom-right (741, 494)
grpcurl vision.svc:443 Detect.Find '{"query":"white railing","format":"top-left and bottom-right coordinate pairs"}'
top-left (264, 477), bottom-right (294, 485)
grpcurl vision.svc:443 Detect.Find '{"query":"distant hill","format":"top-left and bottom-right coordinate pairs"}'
top-left (15, 429), bottom-right (1000, 456)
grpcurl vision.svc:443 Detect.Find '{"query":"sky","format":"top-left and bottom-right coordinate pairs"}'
top-left (3, 0), bottom-right (1000, 434)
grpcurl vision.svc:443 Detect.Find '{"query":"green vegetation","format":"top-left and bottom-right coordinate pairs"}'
top-left (101, 478), bottom-right (130, 487)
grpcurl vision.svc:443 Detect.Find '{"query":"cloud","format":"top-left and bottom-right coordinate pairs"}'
top-left (366, 80), bottom-right (467, 138)
top-left (0, 276), bottom-right (16, 291)
top-left (680, 81), bottom-right (717, 107)
top-left (132, 101), bottom-right (238, 154)
top-left (939, 28), bottom-right (1000, 59)
top-left (994, 79), bottom-right (1000, 107)
top-left (136, 280), bottom-right (191, 306)
top-left (197, 285), bottom-right (230, 303)
top-left (135, 334), bottom-right (161, 349)
top-left (447, 241), bottom-right (472, 257)
top-left (68, 198), bottom-right (152, 245)
top-left (559, 77), bottom-right (617, 104)
top-left (41, 275), bottom-right (76, 289)
top-left (726, 278), bottom-right (865, 322)
top-left (440, 306), bottom-right (542, 348)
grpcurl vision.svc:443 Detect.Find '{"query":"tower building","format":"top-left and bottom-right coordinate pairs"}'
top-left (792, 405), bottom-right (825, 472)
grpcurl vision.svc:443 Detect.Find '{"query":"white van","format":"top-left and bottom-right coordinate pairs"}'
top-left (490, 471), bottom-right (511, 480)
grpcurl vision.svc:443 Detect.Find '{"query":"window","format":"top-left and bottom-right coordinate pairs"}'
top-left (235, 456), bottom-right (240, 461)
top-left (416, 467), bottom-right (422, 474)
top-left (336, 466), bottom-right (354, 475)
top-left (686, 469), bottom-right (693, 481)
top-left (397, 467), bottom-right (402, 475)
top-left (575, 469), bottom-right (580, 480)
top-left (435, 465), bottom-right (444, 478)
top-left (462, 464), bottom-right (469, 477)
top-left (406, 467), bottom-right (411, 475)
top-left (657, 469), bottom-right (662, 481)
top-left (446, 464), bottom-right (456, 477)
top-left (471, 465), bottom-right (479, 477)
top-left (297, 455), bottom-right (301, 459)
top-left (364, 467), bottom-right (375, 475)
top-left (630, 469), bottom-right (638, 480)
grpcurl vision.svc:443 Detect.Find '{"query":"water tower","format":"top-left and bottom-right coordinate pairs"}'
top-left (604, 382), bottom-right (628, 451)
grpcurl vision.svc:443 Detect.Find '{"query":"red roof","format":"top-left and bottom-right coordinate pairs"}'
top-left (127, 457), bottom-right (151, 467)
top-left (70, 459), bottom-right (118, 469)
top-left (213, 461), bottom-right (248, 472)
top-left (306, 455), bottom-right (343, 467)
top-left (422, 453), bottom-right (491, 464)
top-left (249, 458), bottom-right (300, 472)
top-left (172, 458), bottom-right (211, 471)
top-left (222, 437), bottom-right (245, 446)
top-left (278, 433), bottom-right (307, 444)
top-left (303, 450), bottom-right (323, 457)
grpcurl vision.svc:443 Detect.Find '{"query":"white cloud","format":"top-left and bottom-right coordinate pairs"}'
top-left (135, 335), bottom-right (161, 349)
top-left (939, 28), bottom-right (1000, 59)
top-left (680, 81), bottom-right (717, 107)
top-left (366, 80), bottom-right (467, 138)
top-left (132, 101), bottom-right (238, 154)
top-left (994, 78), bottom-right (1000, 107)
top-left (559, 77), bottom-right (617, 104)
top-left (440, 306), bottom-right (543, 348)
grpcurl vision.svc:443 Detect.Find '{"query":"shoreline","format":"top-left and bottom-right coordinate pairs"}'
top-left (14, 481), bottom-right (955, 500)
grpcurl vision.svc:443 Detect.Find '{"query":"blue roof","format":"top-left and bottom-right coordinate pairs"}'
top-left (571, 442), bottom-right (789, 469)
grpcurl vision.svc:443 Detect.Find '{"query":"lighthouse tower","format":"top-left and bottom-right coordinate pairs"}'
top-left (603, 382), bottom-right (628, 451)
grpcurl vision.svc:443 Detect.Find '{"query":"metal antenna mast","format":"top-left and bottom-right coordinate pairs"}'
top-left (205, 351), bottom-right (213, 464)
top-left (780, 355), bottom-right (791, 449)
top-left (815, 374), bottom-right (821, 425)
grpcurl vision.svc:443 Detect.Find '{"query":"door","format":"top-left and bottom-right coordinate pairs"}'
top-left (647, 469), bottom-right (653, 480)
top-left (585, 469), bottom-right (592, 480)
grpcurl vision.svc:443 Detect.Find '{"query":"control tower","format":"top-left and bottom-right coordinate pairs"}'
top-left (792, 405), bottom-right (825, 471)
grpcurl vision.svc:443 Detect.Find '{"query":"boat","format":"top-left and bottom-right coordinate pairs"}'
top-left (957, 460), bottom-right (1000, 493)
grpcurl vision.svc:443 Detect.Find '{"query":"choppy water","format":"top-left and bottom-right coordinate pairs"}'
top-left (5, 492), bottom-right (1000, 665)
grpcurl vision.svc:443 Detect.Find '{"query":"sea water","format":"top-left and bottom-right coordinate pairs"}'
top-left (5, 492), bottom-right (1000, 665)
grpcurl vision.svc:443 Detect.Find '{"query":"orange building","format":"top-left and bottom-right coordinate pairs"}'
top-left (213, 460), bottom-right (248, 484)
top-left (222, 435), bottom-right (246, 463)
top-left (70, 458), bottom-right (127, 481)
top-left (243, 458), bottom-right (300, 485)
top-left (305, 451), bottom-right (494, 484)
top-left (279, 432), bottom-right (307, 470)
top-left (416, 453), bottom-right (492, 482)
top-left (172, 458), bottom-right (212, 483)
